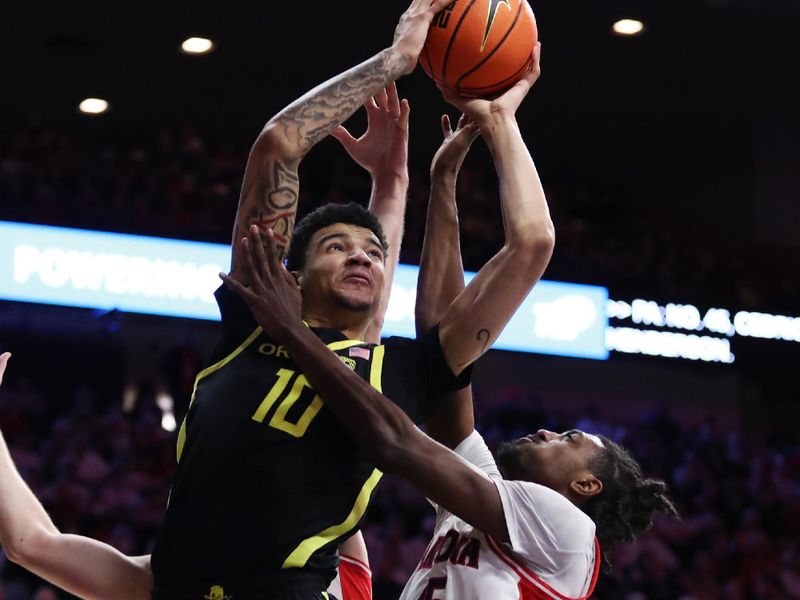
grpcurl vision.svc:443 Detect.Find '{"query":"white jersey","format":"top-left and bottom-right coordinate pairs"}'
top-left (400, 431), bottom-right (600, 600)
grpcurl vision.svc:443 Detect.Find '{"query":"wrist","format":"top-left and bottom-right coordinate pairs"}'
top-left (386, 46), bottom-right (415, 76)
top-left (473, 108), bottom-right (517, 134)
top-left (371, 169), bottom-right (409, 186)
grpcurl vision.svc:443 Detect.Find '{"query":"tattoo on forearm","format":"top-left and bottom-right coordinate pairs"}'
top-left (236, 48), bottom-right (403, 266)
top-left (277, 49), bottom-right (399, 151)
top-left (477, 329), bottom-right (491, 354)
top-left (237, 157), bottom-right (299, 262)
top-left (267, 160), bottom-right (299, 210)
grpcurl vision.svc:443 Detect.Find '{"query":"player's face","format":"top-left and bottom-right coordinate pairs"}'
top-left (299, 223), bottom-right (386, 316)
top-left (496, 429), bottom-right (604, 500)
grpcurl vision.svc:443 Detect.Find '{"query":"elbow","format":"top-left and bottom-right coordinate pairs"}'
top-left (508, 220), bottom-right (555, 263)
top-left (251, 124), bottom-right (300, 163)
top-left (3, 526), bottom-right (53, 568)
top-left (368, 421), bottom-right (418, 475)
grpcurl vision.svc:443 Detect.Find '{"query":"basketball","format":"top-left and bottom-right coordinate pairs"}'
top-left (421, 0), bottom-right (537, 97)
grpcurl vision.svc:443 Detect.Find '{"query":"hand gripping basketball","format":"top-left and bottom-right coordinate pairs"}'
top-left (392, 0), bottom-right (459, 74)
top-left (438, 42), bottom-right (541, 126)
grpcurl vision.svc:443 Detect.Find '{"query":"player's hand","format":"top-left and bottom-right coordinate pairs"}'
top-left (0, 352), bottom-right (10, 388)
top-left (331, 83), bottom-right (410, 181)
top-left (392, 0), bottom-right (457, 74)
top-left (438, 42), bottom-right (542, 127)
top-left (220, 226), bottom-right (303, 337)
top-left (430, 113), bottom-right (480, 179)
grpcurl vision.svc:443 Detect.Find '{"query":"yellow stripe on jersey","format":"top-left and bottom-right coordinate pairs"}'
top-left (326, 339), bottom-right (365, 351)
top-left (282, 468), bottom-right (383, 569)
top-left (369, 345), bottom-right (386, 392)
top-left (176, 326), bottom-right (264, 462)
top-left (322, 594), bottom-right (329, 600)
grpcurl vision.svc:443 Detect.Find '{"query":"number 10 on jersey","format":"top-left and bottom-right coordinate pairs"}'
top-left (252, 368), bottom-right (323, 438)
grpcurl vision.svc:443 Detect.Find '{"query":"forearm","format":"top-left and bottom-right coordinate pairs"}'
top-left (265, 49), bottom-right (411, 159)
top-left (365, 173), bottom-right (408, 343)
top-left (276, 325), bottom-right (506, 540)
top-left (0, 430), bottom-right (58, 548)
top-left (481, 114), bottom-right (554, 247)
top-left (416, 172), bottom-right (465, 334)
top-left (233, 48), bottom-right (411, 269)
top-left (280, 325), bottom-right (414, 464)
top-left (438, 116), bottom-right (554, 374)
top-left (14, 535), bottom-right (151, 600)
top-left (0, 432), bottom-right (151, 600)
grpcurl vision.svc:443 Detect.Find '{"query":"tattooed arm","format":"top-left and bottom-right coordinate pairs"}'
top-left (230, 0), bottom-right (455, 279)
top-left (437, 44), bottom-right (555, 375)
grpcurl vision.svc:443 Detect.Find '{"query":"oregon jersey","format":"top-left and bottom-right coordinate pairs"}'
top-left (151, 286), bottom-right (470, 597)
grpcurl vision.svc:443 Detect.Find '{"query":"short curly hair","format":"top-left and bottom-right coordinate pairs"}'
top-left (285, 202), bottom-right (389, 272)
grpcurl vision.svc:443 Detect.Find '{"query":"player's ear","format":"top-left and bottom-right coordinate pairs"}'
top-left (570, 474), bottom-right (603, 499)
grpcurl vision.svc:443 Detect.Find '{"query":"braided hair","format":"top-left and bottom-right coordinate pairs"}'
top-left (583, 436), bottom-right (678, 571)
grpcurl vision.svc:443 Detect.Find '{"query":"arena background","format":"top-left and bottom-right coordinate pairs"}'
top-left (1, 0), bottom-right (799, 598)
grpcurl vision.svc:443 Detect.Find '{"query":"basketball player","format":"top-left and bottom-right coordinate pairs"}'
top-left (151, 0), bottom-right (555, 595)
top-left (224, 51), bottom-right (677, 599)
top-left (1, 5), bottom-right (554, 598)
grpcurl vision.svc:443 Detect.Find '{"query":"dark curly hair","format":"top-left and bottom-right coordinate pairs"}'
top-left (285, 202), bottom-right (389, 272)
top-left (583, 436), bottom-right (679, 571)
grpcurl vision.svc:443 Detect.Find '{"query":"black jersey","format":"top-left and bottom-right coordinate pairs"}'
top-left (150, 286), bottom-right (470, 597)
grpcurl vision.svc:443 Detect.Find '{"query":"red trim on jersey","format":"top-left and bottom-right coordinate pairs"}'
top-left (338, 554), bottom-right (373, 600)
top-left (486, 536), bottom-right (601, 600)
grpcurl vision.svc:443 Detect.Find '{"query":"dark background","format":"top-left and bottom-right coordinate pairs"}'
top-left (1, 1), bottom-right (799, 598)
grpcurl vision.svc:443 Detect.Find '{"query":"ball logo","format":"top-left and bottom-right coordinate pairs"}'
top-left (482, 0), bottom-right (512, 50)
top-left (532, 295), bottom-right (598, 342)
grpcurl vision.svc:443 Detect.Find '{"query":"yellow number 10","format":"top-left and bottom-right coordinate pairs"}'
top-left (251, 368), bottom-right (324, 438)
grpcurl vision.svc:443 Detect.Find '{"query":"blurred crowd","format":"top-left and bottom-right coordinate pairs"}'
top-left (1, 117), bottom-right (797, 314)
top-left (0, 348), bottom-right (799, 599)
top-left (1, 118), bottom-right (799, 599)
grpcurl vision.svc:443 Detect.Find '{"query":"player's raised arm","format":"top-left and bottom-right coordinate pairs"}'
top-left (230, 0), bottom-right (456, 280)
top-left (0, 353), bottom-right (152, 600)
top-left (437, 43), bottom-right (555, 375)
top-left (416, 114), bottom-right (480, 448)
top-left (222, 228), bottom-right (510, 542)
top-left (331, 83), bottom-right (411, 343)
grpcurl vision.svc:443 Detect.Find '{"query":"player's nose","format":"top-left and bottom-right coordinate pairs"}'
top-left (536, 429), bottom-right (556, 442)
top-left (346, 248), bottom-right (372, 266)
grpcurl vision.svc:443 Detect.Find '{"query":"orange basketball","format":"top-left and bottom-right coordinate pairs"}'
top-left (421, 0), bottom-right (537, 97)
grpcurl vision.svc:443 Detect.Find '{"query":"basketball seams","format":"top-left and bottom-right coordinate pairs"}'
top-left (455, 0), bottom-right (524, 95)
top-left (441, 0), bottom-right (480, 84)
top-left (458, 55), bottom-right (532, 95)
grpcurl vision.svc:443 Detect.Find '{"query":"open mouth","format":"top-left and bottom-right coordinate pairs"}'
top-left (517, 435), bottom-right (539, 445)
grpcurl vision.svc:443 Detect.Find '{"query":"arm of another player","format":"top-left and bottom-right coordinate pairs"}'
top-left (417, 114), bottom-right (480, 448)
top-left (0, 353), bottom-right (151, 600)
top-left (222, 228), bottom-right (510, 542)
top-left (437, 43), bottom-right (555, 375)
top-left (230, 0), bottom-right (456, 281)
top-left (329, 532), bottom-right (372, 600)
top-left (331, 83), bottom-right (410, 344)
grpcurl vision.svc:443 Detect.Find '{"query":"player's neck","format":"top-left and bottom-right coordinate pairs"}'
top-left (301, 309), bottom-right (371, 342)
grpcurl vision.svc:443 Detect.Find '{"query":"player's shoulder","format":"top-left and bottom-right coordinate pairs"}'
top-left (499, 479), bottom-right (596, 544)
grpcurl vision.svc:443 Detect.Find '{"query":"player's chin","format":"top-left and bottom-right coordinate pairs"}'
top-left (334, 290), bottom-right (377, 313)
